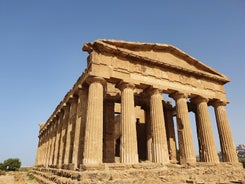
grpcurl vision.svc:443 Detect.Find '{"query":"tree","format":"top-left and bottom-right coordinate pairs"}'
top-left (0, 163), bottom-right (5, 170)
top-left (3, 158), bottom-right (21, 171)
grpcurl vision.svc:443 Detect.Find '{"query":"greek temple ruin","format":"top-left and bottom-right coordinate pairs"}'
top-left (35, 39), bottom-right (238, 170)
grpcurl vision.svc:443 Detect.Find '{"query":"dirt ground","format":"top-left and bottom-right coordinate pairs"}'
top-left (0, 171), bottom-right (38, 184)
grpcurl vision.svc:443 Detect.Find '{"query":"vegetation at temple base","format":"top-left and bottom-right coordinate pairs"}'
top-left (0, 158), bottom-right (21, 171)
top-left (240, 159), bottom-right (245, 168)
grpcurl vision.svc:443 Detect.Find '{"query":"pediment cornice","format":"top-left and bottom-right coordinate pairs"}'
top-left (83, 39), bottom-right (230, 84)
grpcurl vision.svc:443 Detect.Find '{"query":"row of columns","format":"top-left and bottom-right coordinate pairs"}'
top-left (36, 77), bottom-right (238, 169)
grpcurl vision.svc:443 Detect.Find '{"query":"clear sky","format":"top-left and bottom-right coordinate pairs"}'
top-left (0, 1), bottom-right (244, 166)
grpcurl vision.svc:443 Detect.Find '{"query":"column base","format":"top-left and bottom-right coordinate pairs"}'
top-left (62, 163), bottom-right (75, 170)
top-left (80, 163), bottom-right (105, 171)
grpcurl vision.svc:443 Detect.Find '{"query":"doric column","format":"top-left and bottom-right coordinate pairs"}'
top-left (213, 100), bottom-right (238, 163)
top-left (149, 89), bottom-right (169, 164)
top-left (194, 109), bottom-right (203, 162)
top-left (72, 88), bottom-right (88, 169)
top-left (45, 125), bottom-right (52, 167)
top-left (64, 97), bottom-right (78, 168)
top-left (41, 131), bottom-right (47, 166)
top-left (144, 105), bottom-right (152, 161)
top-left (103, 101), bottom-right (115, 163)
top-left (164, 102), bottom-right (177, 162)
top-left (118, 82), bottom-right (138, 164)
top-left (36, 124), bottom-right (45, 166)
top-left (57, 104), bottom-right (70, 168)
top-left (49, 120), bottom-right (57, 166)
top-left (35, 135), bottom-right (41, 166)
top-left (44, 129), bottom-right (50, 167)
top-left (192, 97), bottom-right (219, 163)
top-left (170, 92), bottom-right (196, 164)
top-left (83, 77), bottom-right (105, 165)
top-left (53, 111), bottom-right (63, 167)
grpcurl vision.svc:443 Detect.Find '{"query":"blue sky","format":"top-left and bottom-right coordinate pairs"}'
top-left (0, 1), bottom-right (244, 166)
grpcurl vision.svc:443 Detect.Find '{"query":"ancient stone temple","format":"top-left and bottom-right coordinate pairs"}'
top-left (35, 40), bottom-right (238, 171)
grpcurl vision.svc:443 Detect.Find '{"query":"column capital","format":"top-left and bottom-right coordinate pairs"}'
top-left (68, 95), bottom-right (78, 103)
top-left (57, 109), bottom-right (64, 117)
top-left (212, 100), bottom-right (229, 107)
top-left (191, 96), bottom-right (209, 104)
top-left (145, 87), bottom-right (163, 96)
top-left (77, 87), bottom-right (88, 97)
top-left (86, 76), bottom-right (106, 86)
top-left (62, 103), bottom-right (70, 110)
top-left (116, 81), bottom-right (135, 91)
top-left (169, 92), bottom-right (188, 100)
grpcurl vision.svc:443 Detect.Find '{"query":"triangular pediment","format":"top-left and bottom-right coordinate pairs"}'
top-left (83, 39), bottom-right (229, 83)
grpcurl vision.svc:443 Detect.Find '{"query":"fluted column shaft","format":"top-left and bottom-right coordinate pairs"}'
top-left (213, 101), bottom-right (238, 163)
top-left (145, 105), bottom-right (152, 161)
top-left (53, 112), bottom-right (63, 166)
top-left (72, 88), bottom-right (88, 169)
top-left (193, 97), bottom-right (219, 163)
top-left (45, 127), bottom-right (52, 167)
top-left (164, 102), bottom-right (177, 162)
top-left (119, 82), bottom-right (138, 164)
top-left (171, 92), bottom-right (196, 164)
top-left (64, 97), bottom-right (78, 167)
top-left (41, 132), bottom-right (47, 166)
top-left (35, 135), bottom-right (41, 165)
top-left (49, 121), bottom-right (57, 166)
top-left (57, 105), bottom-right (70, 168)
top-left (150, 89), bottom-right (169, 163)
top-left (83, 78), bottom-right (105, 164)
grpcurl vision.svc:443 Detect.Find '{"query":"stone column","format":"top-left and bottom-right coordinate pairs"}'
top-left (72, 88), bottom-right (88, 169)
top-left (44, 129), bottom-right (50, 167)
top-left (64, 97), bottom-right (78, 169)
top-left (118, 82), bottom-right (138, 164)
top-left (164, 102), bottom-right (177, 162)
top-left (41, 131), bottom-right (46, 166)
top-left (53, 111), bottom-right (63, 167)
top-left (35, 135), bottom-right (41, 166)
top-left (149, 89), bottom-right (169, 164)
top-left (49, 120), bottom-right (57, 166)
top-left (194, 109), bottom-right (203, 162)
top-left (83, 77), bottom-right (105, 165)
top-left (103, 101), bottom-right (115, 163)
top-left (213, 100), bottom-right (238, 163)
top-left (144, 105), bottom-right (152, 161)
top-left (57, 104), bottom-right (70, 168)
top-left (192, 97), bottom-right (219, 163)
top-left (45, 126), bottom-right (52, 167)
top-left (170, 92), bottom-right (196, 164)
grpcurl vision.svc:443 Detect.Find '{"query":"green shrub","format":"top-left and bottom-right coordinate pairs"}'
top-left (3, 158), bottom-right (21, 171)
top-left (0, 163), bottom-right (5, 170)
top-left (240, 159), bottom-right (245, 168)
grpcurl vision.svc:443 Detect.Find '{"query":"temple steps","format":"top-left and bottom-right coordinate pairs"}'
top-left (30, 162), bottom-right (245, 184)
